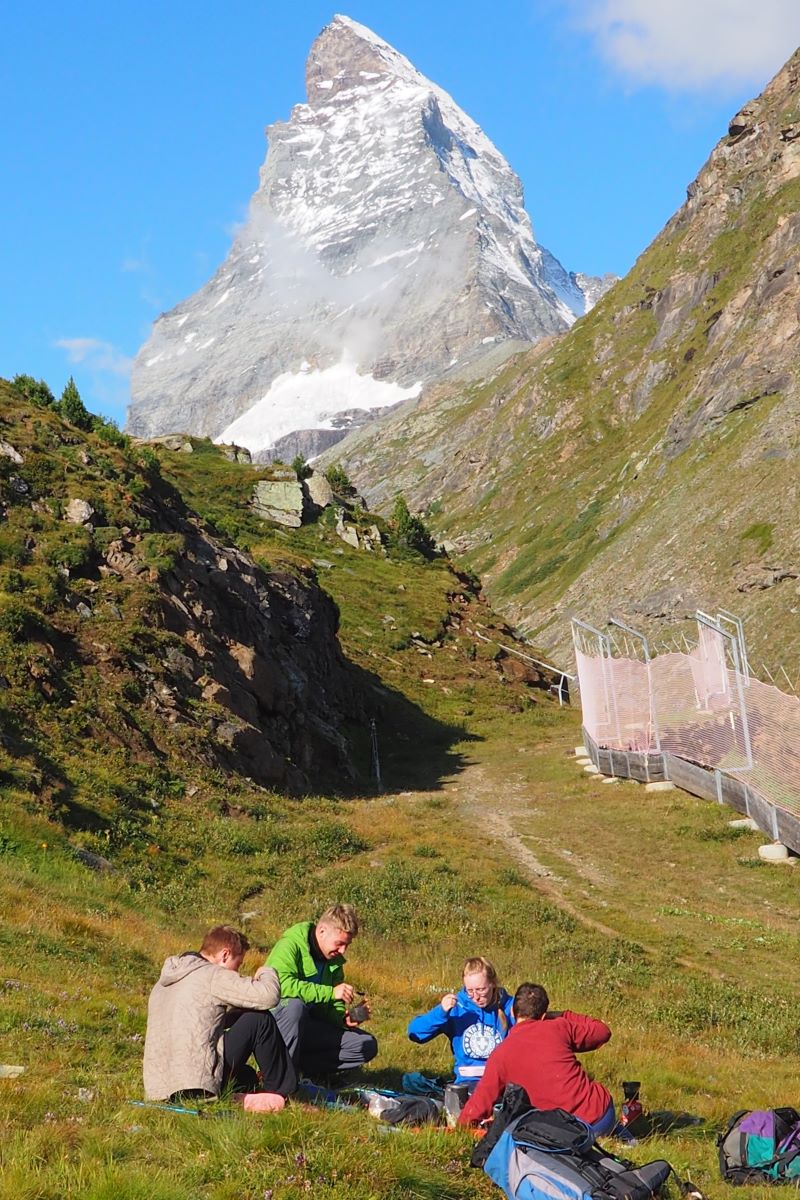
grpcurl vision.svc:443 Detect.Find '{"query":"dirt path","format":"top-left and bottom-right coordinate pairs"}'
top-left (449, 761), bottom-right (727, 982)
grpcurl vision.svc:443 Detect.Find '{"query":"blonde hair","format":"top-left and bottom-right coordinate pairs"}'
top-left (318, 903), bottom-right (361, 936)
top-left (462, 956), bottom-right (499, 987)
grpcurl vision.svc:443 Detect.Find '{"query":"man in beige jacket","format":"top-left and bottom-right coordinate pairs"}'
top-left (143, 925), bottom-right (296, 1102)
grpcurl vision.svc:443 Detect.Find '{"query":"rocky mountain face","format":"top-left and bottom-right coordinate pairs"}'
top-left (128, 14), bottom-right (612, 459)
top-left (325, 49), bottom-right (800, 674)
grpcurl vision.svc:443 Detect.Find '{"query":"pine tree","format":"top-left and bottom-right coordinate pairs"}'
top-left (390, 494), bottom-right (435, 556)
top-left (291, 454), bottom-right (311, 480)
top-left (58, 376), bottom-right (92, 430)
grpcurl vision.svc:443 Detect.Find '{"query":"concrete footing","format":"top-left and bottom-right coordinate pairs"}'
top-left (758, 842), bottom-right (791, 862)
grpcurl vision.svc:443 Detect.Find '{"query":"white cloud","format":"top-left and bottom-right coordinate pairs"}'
top-left (55, 337), bottom-right (133, 377)
top-left (569, 0), bottom-right (800, 90)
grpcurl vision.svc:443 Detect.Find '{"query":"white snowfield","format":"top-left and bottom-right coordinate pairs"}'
top-left (128, 14), bottom-right (613, 449)
top-left (217, 358), bottom-right (421, 454)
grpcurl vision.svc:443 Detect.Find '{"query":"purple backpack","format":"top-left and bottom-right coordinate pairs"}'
top-left (718, 1108), bottom-right (800, 1184)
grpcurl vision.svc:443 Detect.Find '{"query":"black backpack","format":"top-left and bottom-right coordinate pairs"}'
top-left (472, 1085), bottom-right (703, 1200)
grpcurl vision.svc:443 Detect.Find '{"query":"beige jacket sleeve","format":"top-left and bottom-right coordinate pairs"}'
top-left (208, 964), bottom-right (281, 1010)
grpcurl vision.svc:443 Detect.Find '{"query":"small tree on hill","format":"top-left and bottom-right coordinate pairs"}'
top-left (12, 374), bottom-right (55, 408)
top-left (324, 462), bottom-right (354, 495)
top-left (58, 376), bottom-right (92, 430)
top-left (390, 494), bottom-right (436, 557)
top-left (291, 453), bottom-right (312, 480)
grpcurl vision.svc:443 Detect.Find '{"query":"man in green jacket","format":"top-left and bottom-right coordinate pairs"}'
top-left (267, 903), bottom-right (378, 1076)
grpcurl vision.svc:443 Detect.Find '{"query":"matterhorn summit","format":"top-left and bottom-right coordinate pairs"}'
top-left (128, 15), bottom-right (612, 458)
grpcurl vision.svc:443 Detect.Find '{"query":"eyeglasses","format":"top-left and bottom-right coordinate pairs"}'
top-left (465, 987), bottom-right (492, 997)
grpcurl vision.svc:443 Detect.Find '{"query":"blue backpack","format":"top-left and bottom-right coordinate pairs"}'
top-left (472, 1087), bottom-right (685, 1200)
top-left (718, 1108), bottom-right (800, 1185)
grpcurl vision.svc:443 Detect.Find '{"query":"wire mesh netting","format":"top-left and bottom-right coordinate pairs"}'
top-left (575, 620), bottom-right (800, 819)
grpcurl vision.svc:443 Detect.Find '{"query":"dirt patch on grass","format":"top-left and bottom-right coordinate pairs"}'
top-left (450, 761), bottom-right (727, 981)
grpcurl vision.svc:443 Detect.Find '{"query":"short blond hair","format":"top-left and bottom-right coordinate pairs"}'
top-left (318, 903), bottom-right (361, 936)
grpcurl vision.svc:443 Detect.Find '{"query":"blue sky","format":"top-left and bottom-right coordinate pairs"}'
top-left (2, 0), bottom-right (799, 424)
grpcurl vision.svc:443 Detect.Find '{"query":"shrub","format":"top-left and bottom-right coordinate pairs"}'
top-left (12, 374), bottom-right (55, 407)
top-left (0, 529), bottom-right (30, 567)
top-left (389, 494), bottom-right (436, 557)
top-left (291, 454), bottom-right (312, 481)
top-left (91, 416), bottom-right (129, 449)
top-left (137, 533), bottom-right (184, 577)
top-left (324, 463), bottom-right (354, 495)
top-left (39, 527), bottom-right (94, 572)
top-left (0, 597), bottom-right (41, 640)
top-left (18, 451), bottom-right (60, 499)
top-left (131, 445), bottom-right (161, 474)
top-left (304, 820), bottom-right (369, 862)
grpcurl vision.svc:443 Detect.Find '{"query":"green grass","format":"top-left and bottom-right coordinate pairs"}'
top-left (741, 522), bottom-right (774, 555)
top-left (2, 393), bottom-right (800, 1196)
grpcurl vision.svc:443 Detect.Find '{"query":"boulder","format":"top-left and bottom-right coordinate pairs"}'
top-left (251, 479), bottom-right (304, 527)
top-left (335, 511), bottom-right (360, 549)
top-left (0, 441), bottom-right (23, 464)
top-left (64, 498), bottom-right (96, 526)
top-left (304, 470), bottom-right (334, 510)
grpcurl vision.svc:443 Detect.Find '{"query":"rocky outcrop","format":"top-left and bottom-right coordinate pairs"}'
top-left (95, 503), bottom-right (360, 790)
top-left (0, 383), bottom-right (364, 794)
top-left (128, 15), bottom-right (613, 456)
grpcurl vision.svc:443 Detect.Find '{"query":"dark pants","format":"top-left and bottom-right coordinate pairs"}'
top-left (222, 1008), bottom-right (297, 1096)
top-left (273, 997), bottom-right (378, 1076)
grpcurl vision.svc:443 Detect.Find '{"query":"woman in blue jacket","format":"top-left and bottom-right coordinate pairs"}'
top-left (407, 956), bottom-right (514, 1090)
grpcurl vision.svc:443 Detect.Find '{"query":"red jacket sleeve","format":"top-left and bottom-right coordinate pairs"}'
top-left (563, 1010), bottom-right (611, 1053)
top-left (458, 1046), bottom-right (506, 1125)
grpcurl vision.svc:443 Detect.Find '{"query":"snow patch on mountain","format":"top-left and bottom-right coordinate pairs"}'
top-left (217, 358), bottom-right (421, 455)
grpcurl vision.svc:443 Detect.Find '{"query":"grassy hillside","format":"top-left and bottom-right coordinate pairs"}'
top-left (326, 50), bottom-right (800, 677)
top-left (2, 397), bottom-right (799, 1198)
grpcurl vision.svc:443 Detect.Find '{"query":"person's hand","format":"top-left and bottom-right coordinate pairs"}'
top-left (347, 999), bottom-right (371, 1024)
top-left (441, 992), bottom-right (458, 1012)
top-left (333, 982), bottom-right (355, 1004)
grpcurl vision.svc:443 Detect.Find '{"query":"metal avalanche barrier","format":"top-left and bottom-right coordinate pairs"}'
top-left (572, 613), bottom-right (800, 848)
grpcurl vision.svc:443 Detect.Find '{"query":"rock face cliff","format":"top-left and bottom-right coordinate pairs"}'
top-left (324, 49), bottom-right (800, 673)
top-left (128, 14), bottom-right (612, 458)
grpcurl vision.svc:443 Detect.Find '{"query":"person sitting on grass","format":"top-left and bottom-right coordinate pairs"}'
top-left (407, 956), bottom-right (514, 1091)
top-left (143, 924), bottom-right (296, 1108)
top-left (457, 982), bottom-right (615, 1135)
top-left (267, 903), bottom-right (377, 1078)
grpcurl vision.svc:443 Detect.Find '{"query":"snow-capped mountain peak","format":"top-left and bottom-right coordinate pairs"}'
top-left (128, 14), bottom-right (613, 457)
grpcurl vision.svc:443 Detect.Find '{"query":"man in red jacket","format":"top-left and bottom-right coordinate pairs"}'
top-left (458, 982), bottom-right (616, 1137)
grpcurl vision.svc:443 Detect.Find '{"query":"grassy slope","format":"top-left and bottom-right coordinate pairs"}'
top-left (327, 69), bottom-right (800, 674)
top-left (2, 433), bottom-right (799, 1199)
